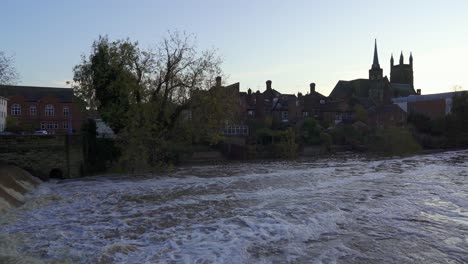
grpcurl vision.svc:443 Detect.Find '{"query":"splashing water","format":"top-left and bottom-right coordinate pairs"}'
top-left (1, 151), bottom-right (467, 263)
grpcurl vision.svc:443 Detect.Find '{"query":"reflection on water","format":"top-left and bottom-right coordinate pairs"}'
top-left (1, 151), bottom-right (468, 263)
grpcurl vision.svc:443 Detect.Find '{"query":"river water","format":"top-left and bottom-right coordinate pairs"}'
top-left (1, 151), bottom-right (467, 263)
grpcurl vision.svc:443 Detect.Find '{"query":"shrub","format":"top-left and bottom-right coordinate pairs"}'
top-left (369, 126), bottom-right (421, 155)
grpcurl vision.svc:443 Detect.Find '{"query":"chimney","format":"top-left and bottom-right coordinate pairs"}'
top-left (248, 88), bottom-right (252, 95)
top-left (310, 83), bottom-right (316, 93)
top-left (266, 80), bottom-right (272, 90)
top-left (417, 89), bottom-right (421, 95)
top-left (215, 76), bottom-right (222, 87)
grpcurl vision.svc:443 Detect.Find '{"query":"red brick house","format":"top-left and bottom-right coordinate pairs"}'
top-left (0, 85), bottom-right (85, 134)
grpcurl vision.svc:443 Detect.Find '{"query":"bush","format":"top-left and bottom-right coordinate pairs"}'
top-left (301, 118), bottom-right (321, 145)
top-left (369, 126), bottom-right (421, 155)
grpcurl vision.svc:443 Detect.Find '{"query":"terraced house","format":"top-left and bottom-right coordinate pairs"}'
top-left (0, 85), bottom-right (85, 134)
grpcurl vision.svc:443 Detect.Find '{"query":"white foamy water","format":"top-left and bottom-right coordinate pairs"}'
top-left (1, 151), bottom-right (468, 263)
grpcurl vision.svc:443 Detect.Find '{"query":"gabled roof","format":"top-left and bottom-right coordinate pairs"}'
top-left (263, 88), bottom-right (281, 98)
top-left (329, 79), bottom-right (371, 99)
top-left (0, 85), bottom-right (73, 102)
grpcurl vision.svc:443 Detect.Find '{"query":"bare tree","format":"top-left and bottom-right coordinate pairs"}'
top-left (0, 51), bottom-right (19, 85)
top-left (148, 31), bottom-right (223, 131)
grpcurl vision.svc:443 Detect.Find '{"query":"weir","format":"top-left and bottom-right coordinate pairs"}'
top-left (0, 135), bottom-right (84, 180)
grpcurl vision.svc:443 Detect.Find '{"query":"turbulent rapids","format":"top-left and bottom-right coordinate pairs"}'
top-left (1, 151), bottom-right (467, 263)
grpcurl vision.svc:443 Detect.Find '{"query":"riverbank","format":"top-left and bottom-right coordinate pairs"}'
top-left (0, 164), bottom-right (41, 213)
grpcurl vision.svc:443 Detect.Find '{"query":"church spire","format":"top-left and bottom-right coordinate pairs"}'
top-left (372, 39), bottom-right (380, 69)
top-left (369, 39), bottom-right (383, 80)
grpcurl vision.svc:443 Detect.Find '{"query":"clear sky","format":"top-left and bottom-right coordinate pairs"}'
top-left (2, 0), bottom-right (467, 96)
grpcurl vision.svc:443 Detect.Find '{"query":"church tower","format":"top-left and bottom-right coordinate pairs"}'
top-left (369, 39), bottom-right (383, 80)
top-left (390, 51), bottom-right (414, 88)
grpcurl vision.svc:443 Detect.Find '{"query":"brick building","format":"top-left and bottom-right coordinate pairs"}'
top-left (392, 91), bottom-right (465, 119)
top-left (0, 85), bottom-right (85, 134)
top-left (240, 80), bottom-right (303, 124)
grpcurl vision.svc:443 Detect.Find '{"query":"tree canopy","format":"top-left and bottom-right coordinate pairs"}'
top-left (73, 31), bottom-right (235, 170)
top-left (0, 51), bottom-right (19, 84)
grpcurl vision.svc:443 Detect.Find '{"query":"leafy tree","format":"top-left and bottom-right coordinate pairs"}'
top-left (73, 31), bottom-right (227, 170)
top-left (190, 83), bottom-right (240, 145)
top-left (0, 51), bottom-right (19, 85)
top-left (73, 36), bottom-right (149, 133)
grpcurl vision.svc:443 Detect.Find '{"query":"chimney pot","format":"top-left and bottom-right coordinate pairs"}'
top-left (248, 88), bottom-right (252, 95)
top-left (215, 76), bottom-right (222, 87)
top-left (417, 89), bottom-right (421, 95)
top-left (266, 80), bottom-right (272, 90)
top-left (310, 83), bottom-right (316, 93)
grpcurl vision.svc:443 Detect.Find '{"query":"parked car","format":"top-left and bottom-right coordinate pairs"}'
top-left (33, 130), bottom-right (48, 135)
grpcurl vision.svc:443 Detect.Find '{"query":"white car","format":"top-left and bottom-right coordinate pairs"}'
top-left (33, 130), bottom-right (48, 135)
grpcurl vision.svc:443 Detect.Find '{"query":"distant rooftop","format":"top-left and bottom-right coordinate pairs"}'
top-left (392, 91), bottom-right (466, 103)
top-left (0, 85), bottom-right (73, 102)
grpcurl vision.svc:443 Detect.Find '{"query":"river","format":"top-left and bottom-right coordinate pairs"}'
top-left (1, 151), bottom-right (467, 263)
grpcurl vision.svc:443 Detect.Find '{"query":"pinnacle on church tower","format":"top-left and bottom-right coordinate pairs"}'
top-left (390, 53), bottom-right (394, 66)
top-left (399, 51), bottom-right (404, 64)
top-left (372, 39), bottom-right (380, 69)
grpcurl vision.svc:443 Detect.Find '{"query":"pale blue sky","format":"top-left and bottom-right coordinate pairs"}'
top-left (2, 0), bottom-right (468, 95)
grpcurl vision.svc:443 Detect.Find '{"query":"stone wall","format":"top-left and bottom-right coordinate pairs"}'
top-left (0, 135), bottom-right (83, 179)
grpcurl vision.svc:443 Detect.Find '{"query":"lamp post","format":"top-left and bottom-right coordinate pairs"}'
top-left (66, 81), bottom-right (73, 135)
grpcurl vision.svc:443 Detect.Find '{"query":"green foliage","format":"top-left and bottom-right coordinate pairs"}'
top-left (407, 92), bottom-right (468, 149)
top-left (253, 127), bottom-right (297, 159)
top-left (301, 118), bottom-right (321, 145)
top-left (369, 126), bottom-right (421, 155)
top-left (74, 32), bottom-right (225, 171)
top-left (5, 116), bottom-right (20, 133)
top-left (82, 119), bottom-right (119, 174)
top-left (271, 128), bottom-right (298, 159)
top-left (331, 124), bottom-right (365, 146)
top-left (73, 36), bottom-right (142, 133)
top-left (190, 86), bottom-right (239, 145)
top-left (408, 113), bottom-right (433, 134)
top-left (354, 104), bottom-right (368, 123)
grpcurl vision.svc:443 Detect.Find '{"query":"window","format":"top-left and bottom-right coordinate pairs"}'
top-left (45, 105), bottom-right (54, 116)
top-left (30, 105), bottom-right (37, 116)
top-left (63, 122), bottom-right (69, 129)
top-left (47, 123), bottom-right (54, 129)
top-left (11, 104), bottom-right (21, 116)
top-left (54, 123), bottom-right (59, 129)
top-left (281, 111), bottom-right (288, 120)
top-left (223, 125), bottom-right (249, 136)
top-left (63, 106), bottom-right (70, 117)
top-left (303, 111), bottom-right (309, 117)
top-left (248, 110), bottom-right (255, 116)
top-left (41, 122), bottom-right (46, 129)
